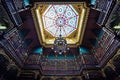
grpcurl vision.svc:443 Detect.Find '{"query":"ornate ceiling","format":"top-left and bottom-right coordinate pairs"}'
top-left (42, 4), bottom-right (79, 37)
top-left (31, 2), bottom-right (89, 47)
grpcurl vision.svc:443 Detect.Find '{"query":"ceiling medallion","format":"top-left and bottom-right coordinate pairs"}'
top-left (56, 17), bottom-right (66, 27)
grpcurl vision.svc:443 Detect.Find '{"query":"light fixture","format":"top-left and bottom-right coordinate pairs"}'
top-left (0, 25), bottom-right (7, 30)
top-left (52, 25), bottom-right (69, 55)
top-left (113, 25), bottom-right (120, 29)
top-left (0, 18), bottom-right (8, 30)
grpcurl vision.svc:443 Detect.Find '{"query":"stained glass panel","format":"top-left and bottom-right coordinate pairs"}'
top-left (42, 4), bottom-right (79, 37)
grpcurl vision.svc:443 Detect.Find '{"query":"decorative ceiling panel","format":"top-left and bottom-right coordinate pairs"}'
top-left (42, 4), bottom-right (79, 37)
top-left (31, 2), bottom-right (89, 47)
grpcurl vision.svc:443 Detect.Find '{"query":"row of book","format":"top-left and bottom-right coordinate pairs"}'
top-left (4, 0), bottom-right (23, 26)
top-left (3, 0), bottom-right (30, 27)
top-left (82, 54), bottom-right (98, 65)
top-left (3, 28), bottom-right (28, 66)
top-left (93, 45), bottom-right (106, 62)
top-left (42, 70), bottom-right (81, 75)
top-left (25, 54), bottom-right (41, 65)
top-left (92, 0), bottom-right (114, 25)
top-left (24, 53), bottom-right (99, 70)
top-left (105, 1), bottom-right (120, 36)
top-left (93, 27), bottom-right (120, 64)
top-left (99, 27), bottom-right (115, 51)
top-left (41, 59), bottom-right (81, 70)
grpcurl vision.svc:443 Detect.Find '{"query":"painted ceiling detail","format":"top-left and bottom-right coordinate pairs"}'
top-left (42, 5), bottom-right (79, 37)
top-left (32, 2), bottom-right (89, 47)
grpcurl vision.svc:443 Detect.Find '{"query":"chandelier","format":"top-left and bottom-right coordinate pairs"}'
top-left (52, 25), bottom-right (69, 55)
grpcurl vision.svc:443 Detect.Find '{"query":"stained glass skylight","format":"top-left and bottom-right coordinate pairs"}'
top-left (42, 5), bottom-right (79, 37)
